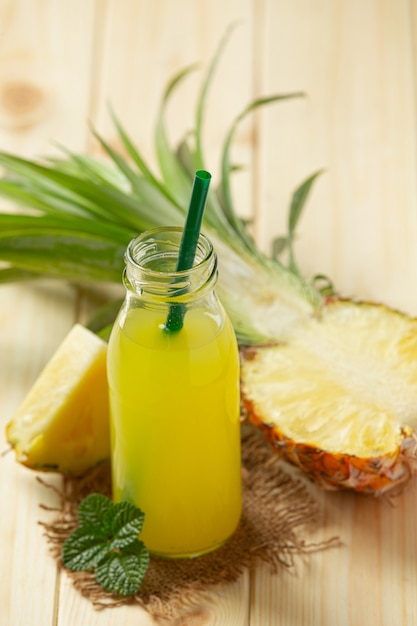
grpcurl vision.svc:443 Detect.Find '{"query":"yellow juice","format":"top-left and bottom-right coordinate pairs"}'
top-left (107, 305), bottom-right (242, 557)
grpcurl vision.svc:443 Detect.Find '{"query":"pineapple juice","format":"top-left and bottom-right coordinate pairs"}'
top-left (108, 304), bottom-right (242, 558)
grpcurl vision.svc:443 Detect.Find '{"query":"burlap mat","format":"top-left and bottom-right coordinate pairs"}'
top-left (39, 425), bottom-right (338, 622)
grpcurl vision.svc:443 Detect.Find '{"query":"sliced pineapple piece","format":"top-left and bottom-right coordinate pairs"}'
top-left (6, 324), bottom-right (109, 476)
top-left (241, 299), bottom-right (417, 495)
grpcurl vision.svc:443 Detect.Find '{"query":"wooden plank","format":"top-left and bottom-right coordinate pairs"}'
top-left (0, 283), bottom-right (77, 626)
top-left (0, 0), bottom-right (97, 156)
top-left (251, 486), bottom-right (417, 626)
top-left (89, 0), bottom-right (256, 220)
top-left (250, 1), bottom-right (417, 624)
top-left (254, 0), bottom-right (417, 315)
top-left (0, 1), bottom-right (99, 625)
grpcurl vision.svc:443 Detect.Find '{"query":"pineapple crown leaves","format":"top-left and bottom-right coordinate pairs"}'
top-left (271, 169), bottom-right (335, 299)
top-left (0, 24), bottom-right (325, 341)
top-left (62, 493), bottom-right (149, 597)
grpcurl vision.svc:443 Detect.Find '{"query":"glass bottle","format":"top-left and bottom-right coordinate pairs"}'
top-left (107, 227), bottom-right (242, 558)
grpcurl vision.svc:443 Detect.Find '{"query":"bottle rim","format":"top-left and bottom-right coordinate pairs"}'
top-left (125, 226), bottom-right (214, 276)
top-left (124, 227), bottom-right (217, 300)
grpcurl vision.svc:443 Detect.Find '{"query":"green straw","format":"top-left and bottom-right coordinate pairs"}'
top-left (164, 170), bottom-right (212, 332)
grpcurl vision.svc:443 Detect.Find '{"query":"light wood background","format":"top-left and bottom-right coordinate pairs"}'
top-left (1, 1), bottom-right (417, 625)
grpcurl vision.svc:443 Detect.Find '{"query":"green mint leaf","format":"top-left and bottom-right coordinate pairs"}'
top-left (62, 527), bottom-right (109, 571)
top-left (109, 501), bottom-right (145, 549)
top-left (62, 494), bottom-right (149, 596)
top-left (78, 493), bottom-right (113, 529)
top-left (95, 541), bottom-right (150, 596)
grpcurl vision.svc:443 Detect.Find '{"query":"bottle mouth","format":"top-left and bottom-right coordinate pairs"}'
top-left (124, 227), bottom-right (217, 299)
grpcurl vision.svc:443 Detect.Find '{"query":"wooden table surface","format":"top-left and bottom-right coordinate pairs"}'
top-left (1, 1), bottom-right (417, 624)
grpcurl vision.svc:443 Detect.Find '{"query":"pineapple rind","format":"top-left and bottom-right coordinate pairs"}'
top-left (246, 402), bottom-right (417, 495)
top-left (241, 298), bottom-right (417, 495)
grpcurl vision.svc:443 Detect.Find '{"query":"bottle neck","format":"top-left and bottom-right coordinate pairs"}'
top-left (123, 227), bottom-right (218, 304)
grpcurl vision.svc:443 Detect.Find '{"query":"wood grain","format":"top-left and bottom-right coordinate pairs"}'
top-left (255, 0), bottom-right (417, 315)
top-left (1, 1), bottom-right (417, 625)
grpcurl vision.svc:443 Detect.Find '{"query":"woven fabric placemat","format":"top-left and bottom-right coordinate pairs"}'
top-left (39, 426), bottom-right (337, 622)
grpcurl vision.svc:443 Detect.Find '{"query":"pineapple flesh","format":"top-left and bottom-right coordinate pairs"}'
top-left (6, 324), bottom-right (110, 476)
top-left (241, 299), bottom-right (417, 495)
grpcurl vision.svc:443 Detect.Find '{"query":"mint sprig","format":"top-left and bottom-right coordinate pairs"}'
top-left (62, 493), bottom-right (149, 596)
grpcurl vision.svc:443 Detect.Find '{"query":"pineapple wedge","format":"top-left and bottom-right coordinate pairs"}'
top-left (241, 299), bottom-right (417, 495)
top-left (6, 324), bottom-right (110, 476)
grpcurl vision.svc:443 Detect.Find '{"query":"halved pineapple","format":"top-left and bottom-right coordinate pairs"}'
top-left (241, 299), bottom-right (417, 495)
top-left (6, 324), bottom-right (110, 476)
